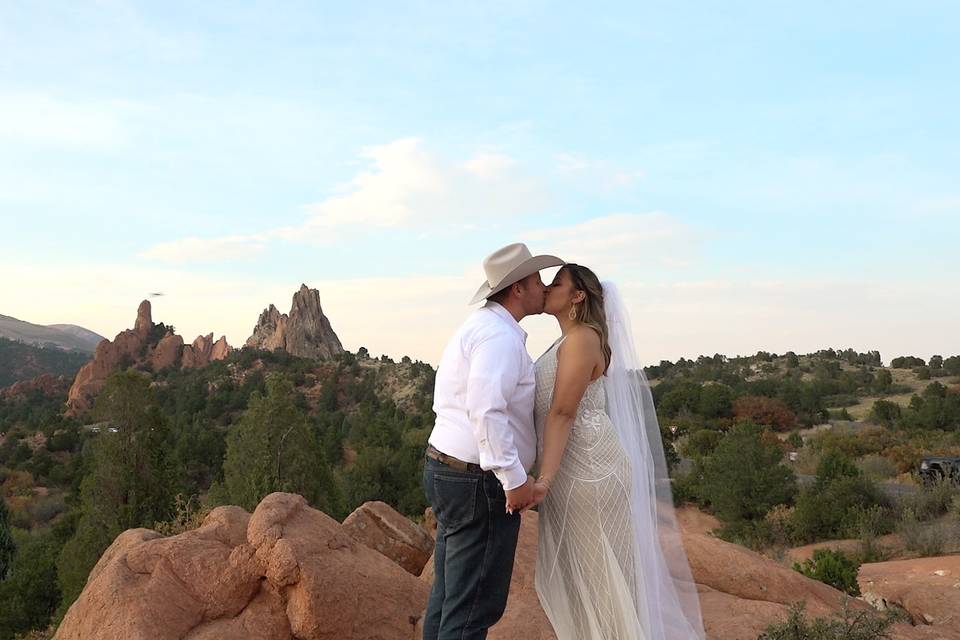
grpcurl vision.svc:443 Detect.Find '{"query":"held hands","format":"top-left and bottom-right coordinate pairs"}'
top-left (505, 476), bottom-right (551, 515)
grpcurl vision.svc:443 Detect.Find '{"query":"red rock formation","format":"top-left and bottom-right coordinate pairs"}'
top-left (54, 493), bottom-right (429, 640)
top-left (67, 303), bottom-right (154, 415)
top-left (66, 302), bottom-right (233, 415)
top-left (342, 501), bottom-right (434, 575)
top-left (149, 333), bottom-right (183, 371)
top-left (181, 333), bottom-right (233, 369)
top-left (246, 284), bottom-right (343, 360)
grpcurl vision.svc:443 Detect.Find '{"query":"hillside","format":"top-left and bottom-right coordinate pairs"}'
top-left (0, 314), bottom-right (104, 353)
top-left (0, 337), bottom-right (91, 388)
top-left (1, 342), bottom-right (958, 640)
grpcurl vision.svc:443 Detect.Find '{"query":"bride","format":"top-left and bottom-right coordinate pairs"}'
top-left (531, 264), bottom-right (705, 640)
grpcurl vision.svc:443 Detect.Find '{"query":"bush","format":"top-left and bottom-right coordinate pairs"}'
top-left (789, 451), bottom-right (891, 543)
top-left (153, 494), bottom-right (211, 537)
top-left (897, 508), bottom-right (954, 557)
top-left (679, 429), bottom-right (722, 460)
top-left (733, 396), bottom-right (798, 432)
top-left (868, 400), bottom-right (901, 427)
top-left (855, 505), bottom-right (888, 563)
top-left (899, 478), bottom-right (959, 521)
top-left (856, 455), bottom-right (897, 482)
top-left (793, 548), bottom-right (861, 595)
top-left (786, 432), bottom-right (803, 449)
top-left (758, 600), bottom-right (901, 640)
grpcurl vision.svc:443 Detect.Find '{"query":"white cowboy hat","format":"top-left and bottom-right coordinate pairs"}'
top-left (469, 243), bottom-right (565, 305)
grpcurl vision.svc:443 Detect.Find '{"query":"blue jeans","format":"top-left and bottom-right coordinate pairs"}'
top-left (422, 455), bottom-right (521, 640)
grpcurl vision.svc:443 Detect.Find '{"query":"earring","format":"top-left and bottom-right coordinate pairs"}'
top-left (568, 304), bottom-right (578, 321)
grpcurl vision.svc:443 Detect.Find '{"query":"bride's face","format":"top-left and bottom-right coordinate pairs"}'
top-left (544, 268), bottom-right (583, 317)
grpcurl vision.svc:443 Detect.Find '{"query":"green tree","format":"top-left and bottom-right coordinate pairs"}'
top-left (873, 369), bottom-right (893, 394)
top-left (57, 371), bottom-right (175, 614)
top-left (696, 384), bottom-right (733, 419)
top-left (869, 400), bottom-right (901, 427)
top-left (0, 513), bottom-right (76, 640)
top-left (0, 498), bottom-right (14, 579)
top-left (790, 450), bottom-right (890, 543)
top-left (221, 374), bottom-right (342, 515)
top-left (944, 356), bottom-right (960, 376)
top-left (697, 423), bottom-right (797, 523)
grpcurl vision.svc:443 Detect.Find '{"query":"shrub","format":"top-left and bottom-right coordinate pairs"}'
top-left (733, 396), bottom-right (798, 432)
top-left (868, 400), bottom-right (902, 427)
top-left (855, 505), bottom-right (888, 563)
top-left (679, 429), bottom-right (722, 460)
top-left (897, 508), bottom-right (954, 557)
top-left (793, 548), bottom-right (861, 595)
top-left (153, 494), bottom-right (211, 537)
top-left (899, 478), bottom-right (959, 521)
top-left (758, 600), bottom-right (901, 640)
top-left (786, 432), bottom-right (803, 449)
top-left (789, 451), bottom-right (891, 543)
top-left (856, 455), bottom-right (897, 482)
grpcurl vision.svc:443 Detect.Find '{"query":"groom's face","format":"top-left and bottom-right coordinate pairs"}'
top-left (519, 272), bottom-right (548, 315)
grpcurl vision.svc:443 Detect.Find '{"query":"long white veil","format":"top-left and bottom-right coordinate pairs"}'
top-left (601, 281), bottom-right (705, 639)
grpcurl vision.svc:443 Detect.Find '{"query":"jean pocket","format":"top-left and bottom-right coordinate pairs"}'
top-left (432, 473), bottom-right (479, 529)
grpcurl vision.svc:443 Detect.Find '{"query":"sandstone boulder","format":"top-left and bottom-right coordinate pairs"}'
top-left (342, 501), bottom-right (434, 575)
top-left (55, 493), bottom-right (429, 640)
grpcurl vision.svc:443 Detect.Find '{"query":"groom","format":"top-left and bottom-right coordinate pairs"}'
top-left (422, 243), bottom-right (564, 640)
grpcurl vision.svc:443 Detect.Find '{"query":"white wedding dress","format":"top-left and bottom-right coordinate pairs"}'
top-left (533, 283), bottom-right (705, 640)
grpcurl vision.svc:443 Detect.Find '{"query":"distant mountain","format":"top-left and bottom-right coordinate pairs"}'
top-left (0, 314), bottom-right (105, 353)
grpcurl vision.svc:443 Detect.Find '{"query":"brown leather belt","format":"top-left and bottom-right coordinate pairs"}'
top-left (426, 444), bottom-right (484, 473)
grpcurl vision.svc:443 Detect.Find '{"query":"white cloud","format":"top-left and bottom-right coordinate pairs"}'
top-left (527, 212), bottom-right (700, 274)
top-left (139, 138), bottom-right (548, 262)
top-left (137, 235), bottom-right (268, 262)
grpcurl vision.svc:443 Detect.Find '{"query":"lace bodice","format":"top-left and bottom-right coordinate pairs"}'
top-left (534, 337), bottom-right (606, 424)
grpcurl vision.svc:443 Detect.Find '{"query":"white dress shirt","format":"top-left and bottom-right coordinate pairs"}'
top-left (428, 301), bottom-right (536, 491)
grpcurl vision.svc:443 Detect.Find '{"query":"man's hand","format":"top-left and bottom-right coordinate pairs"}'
top-left (505, 476), bottom-right (535, 514)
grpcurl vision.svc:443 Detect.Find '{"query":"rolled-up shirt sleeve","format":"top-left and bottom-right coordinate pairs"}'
top-left (465, 332), bottom-right (528, 490)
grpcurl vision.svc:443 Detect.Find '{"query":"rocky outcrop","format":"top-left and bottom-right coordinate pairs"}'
top-left (66, 301), bottom-right (232, 415)
top-left (55, 493), bottom-right (429, 640)
top-left (246, 284), bottom-right (343, 360)
top-left (342, 501), bottom-right (434, 575)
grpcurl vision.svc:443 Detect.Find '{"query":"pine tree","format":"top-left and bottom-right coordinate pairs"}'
top-left (222, 374), bottom-right (341, 515)
top-left (56, 370), bottom-right (175, 613)
top-left (0, 497), bottom-right (15, 579)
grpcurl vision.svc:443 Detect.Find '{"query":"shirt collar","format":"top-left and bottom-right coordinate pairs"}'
top-left (484, 301), bottom-right (528, 343)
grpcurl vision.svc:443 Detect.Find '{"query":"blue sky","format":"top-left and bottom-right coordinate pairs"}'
top-left (1, 1), bottom-right (958, 364)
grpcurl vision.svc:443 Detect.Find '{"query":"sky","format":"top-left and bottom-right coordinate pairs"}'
top-left (1, 1), bottom-right (958, 366)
